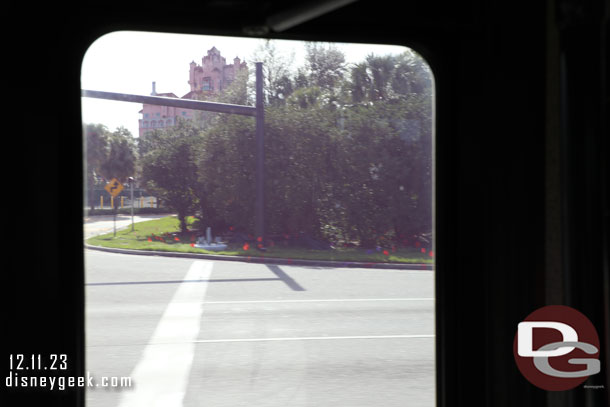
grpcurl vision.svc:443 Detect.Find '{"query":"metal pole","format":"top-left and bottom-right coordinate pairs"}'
top-left (129, 177), bottom-right (135, 232)
top-left (81, 90), bottom-right (256, 117)
top-left (255, 62), bottom-right (265, 249)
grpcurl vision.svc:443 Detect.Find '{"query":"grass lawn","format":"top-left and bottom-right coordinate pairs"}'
top-left (86, 216), bottom-right (434, 264)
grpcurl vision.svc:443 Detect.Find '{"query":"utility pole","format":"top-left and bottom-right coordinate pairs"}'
top-left (255, 62), bottom-right (266, 250)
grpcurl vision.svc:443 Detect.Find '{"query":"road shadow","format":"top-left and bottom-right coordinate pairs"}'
top-left (266, 265), bottom-right (306, 291)
top-left (86, 278), bottom-right (280, 286)
top-left (86, 263), bottom-right (306, 291)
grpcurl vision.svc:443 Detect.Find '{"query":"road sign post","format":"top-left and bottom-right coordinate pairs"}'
top-left (128, 177), bottom-right (135, 232)
top-left (104, 178), bottom-right (124, 237)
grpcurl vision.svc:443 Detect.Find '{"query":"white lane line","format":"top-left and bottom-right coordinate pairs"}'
top-left (118, 261), bottom-right (213, 407)
top-left (202, 298), bottom-right (434, 304)
top-left (86, 334), bottom-right (435, 348)
top-left (192, 334), bottom-right (435, 344)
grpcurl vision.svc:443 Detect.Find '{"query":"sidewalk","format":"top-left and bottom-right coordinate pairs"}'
top-left (83, 213), bottom-right (174, 239)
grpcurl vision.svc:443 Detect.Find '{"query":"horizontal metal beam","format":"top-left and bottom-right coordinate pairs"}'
top-left (266, 0), bottom-right (358, 32)
top-left (81, 89), bottom-right (257, 117)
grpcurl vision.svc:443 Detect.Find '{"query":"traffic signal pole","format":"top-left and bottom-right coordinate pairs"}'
top-left (254, 62), bottom-right (265, 249)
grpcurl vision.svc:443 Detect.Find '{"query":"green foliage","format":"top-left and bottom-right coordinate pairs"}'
top-left (304, 42), bottom-right (346, 92)
top-left (98, 126), bottom-right (137, 183)
top-left (140, 119), bottom-right (203, 232)
top-left (84, 123), bottom-right (110, 211)
top-left (250, 40), bottom-right (295, 107)
top-left (349, 51), bottom-right (433, 103)
top-left (264, 105), bottom-right (338, 238)
top-left (86, 216), bottom-right (433, 264)
top-left (84, 123), bottom-right (110, 176)
top-left (84, 124), bottom-right (137, 211)
top-left (197, 114), bottom-right (257, 232)
top-left (126, 45), bottom-right (434, 248)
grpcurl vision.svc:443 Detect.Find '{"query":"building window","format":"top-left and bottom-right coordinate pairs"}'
top-left (166, 119), bottom-right (172, 126)
top-left (143, 121), bottom-right (148, 128)
top-left (202, 77), bottom-right (211, 91)
top-left (151, 120), bottom-right (156, 127)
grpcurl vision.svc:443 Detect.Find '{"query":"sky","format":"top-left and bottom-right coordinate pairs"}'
top-left (80, 31), bottom-right (414, 138)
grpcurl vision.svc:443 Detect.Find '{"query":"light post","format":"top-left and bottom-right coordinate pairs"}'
top-left (128, 177), bottom-right (135, 232)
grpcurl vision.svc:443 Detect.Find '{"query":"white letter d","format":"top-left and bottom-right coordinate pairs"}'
top-left (518, 321), bottom-right (578, 357)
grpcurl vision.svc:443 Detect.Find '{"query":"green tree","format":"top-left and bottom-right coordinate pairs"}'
top-left (302, 42), bottom-right (347, 109)
top-left (98, 126), bottom-right (137, 183)
top-left (140, 119), bottom-right (202, 232)
top-left (349, 50), bottom-right (433, 104)
top-left (334, 100), bottom-right (432, 247)
top-left (196, 102), bottom-right (339, 240)
top-left (84, 123), bottom-right (110, 212)
top-left (286, 86), bottom-right (323, 109)
top-left (349, 62), bottom-right (371, 104)
top-left (137, 126), bottom-right (165, 158)
top-left (264, 105), bottom-right (338, 238)
top-left (197, 114), bottom-right (256, 233)
top-left (342, 50), bottom-right (433, 244)
top-left (250, 40), bottom-right (295, 107)
top-left (304, 42), bottom-right (346, 93)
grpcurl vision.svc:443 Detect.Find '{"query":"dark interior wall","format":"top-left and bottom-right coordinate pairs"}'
top-left (4, 1), bottom-right (607, 406)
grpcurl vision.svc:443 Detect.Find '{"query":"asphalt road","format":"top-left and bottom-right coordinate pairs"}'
top-left (85, 250), bottom-right (435, 406)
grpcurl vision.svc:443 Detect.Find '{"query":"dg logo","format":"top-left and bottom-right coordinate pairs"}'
top-left (513, 305), bottom-right (601, 391)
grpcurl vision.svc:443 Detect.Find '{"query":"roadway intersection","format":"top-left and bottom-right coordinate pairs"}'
top-left (85, 243), bottom-right (435, 406)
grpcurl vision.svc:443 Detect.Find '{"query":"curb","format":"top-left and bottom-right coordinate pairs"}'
top-left (84, 244), bottom-right (434, 270)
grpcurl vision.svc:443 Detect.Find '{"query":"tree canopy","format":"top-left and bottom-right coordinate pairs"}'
top-left (84, 124), bottom-right (137, 211)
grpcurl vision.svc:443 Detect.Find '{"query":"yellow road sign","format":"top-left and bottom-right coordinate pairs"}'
top-left (104, 178), bottom-right (124, 197)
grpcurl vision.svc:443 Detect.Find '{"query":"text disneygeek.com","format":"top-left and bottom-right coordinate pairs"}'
top-left (6, 354), bottom-right (132, 391)
top-left (6, 371), bottom-right (132, 391)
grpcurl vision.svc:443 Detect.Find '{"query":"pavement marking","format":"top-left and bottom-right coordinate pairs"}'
top-left (192, 334), bottom-right (435, 344)
top-left (202, 298), bottom-right (434, 304)
top-left (118, 260), bottom-right (213, 407)
top-left (86, 334), bottom-right (435, 348)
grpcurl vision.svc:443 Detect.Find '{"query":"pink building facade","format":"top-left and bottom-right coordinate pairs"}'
top-left (139, 47), bottom-right (247, 137)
